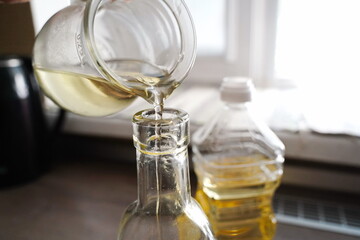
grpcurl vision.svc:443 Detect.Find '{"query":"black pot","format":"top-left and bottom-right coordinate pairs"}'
top-left (0, 55), bottom-right (49, 187)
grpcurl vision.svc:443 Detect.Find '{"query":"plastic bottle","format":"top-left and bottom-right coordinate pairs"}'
top-left (192, 77), bottom-right (285, 240)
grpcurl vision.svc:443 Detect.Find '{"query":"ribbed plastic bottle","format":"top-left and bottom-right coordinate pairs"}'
top-left (192, 77), bottom-right (285, 240)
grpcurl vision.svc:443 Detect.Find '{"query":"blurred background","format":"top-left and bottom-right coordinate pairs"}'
top-left (0, 0), bottom-right (359, 239)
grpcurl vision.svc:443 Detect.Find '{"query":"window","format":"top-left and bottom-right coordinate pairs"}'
top-left (186, 0), bottom-right (254, 83)
top-left (275, 0), bottom-right (360, 90)
top-left (187, 0), bottom-right (360, 136)
top-left (184, 0), bottom-right (360, 168)
top-left (274, 0), bottom-right (360, 137)
top-left (185, 0), bottom-right (226, 56)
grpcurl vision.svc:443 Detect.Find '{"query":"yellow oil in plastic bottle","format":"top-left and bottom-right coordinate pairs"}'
top-left (192, 77), bottom-right (285, 240)
top-left (195, 154), bottom-right (282, 240)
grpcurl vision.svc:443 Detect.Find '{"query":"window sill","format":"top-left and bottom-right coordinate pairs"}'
top-left (46, 84), bottom-right (360, 168)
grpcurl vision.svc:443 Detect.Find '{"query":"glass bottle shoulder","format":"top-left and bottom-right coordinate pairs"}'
top-left (118, 199), bottom-right (215, 240)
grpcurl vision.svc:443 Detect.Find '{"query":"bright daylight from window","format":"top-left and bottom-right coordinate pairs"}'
top-left (275, 0), bottom-right (360, 136)
top-left (186, 0), bottom-right (360, 137)
top-left (185, 0), bottom-right (225, 56)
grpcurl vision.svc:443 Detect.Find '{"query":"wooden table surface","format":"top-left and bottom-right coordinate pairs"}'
top-left (0, 156), bottom-right (358, 240)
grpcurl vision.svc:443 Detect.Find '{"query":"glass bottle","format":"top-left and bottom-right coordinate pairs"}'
top-left (32, 0), bottom-right (196, 117)
top-left (192, 77), bottom-right (285, 240)
top-left (118, 108), bottom-right (215, 240)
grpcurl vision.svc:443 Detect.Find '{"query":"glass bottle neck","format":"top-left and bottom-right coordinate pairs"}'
top-left (136, 148), bottom-right (191, 208)
top-left (132, 108), bottom-right (191, 209)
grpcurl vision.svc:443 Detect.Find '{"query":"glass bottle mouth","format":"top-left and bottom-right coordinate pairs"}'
top-left (133, 108), bottom-right (189, 126)
top-left (83, 0), bottom-right (196, 94)
top-left (132, 108), bottom-right (190, 155)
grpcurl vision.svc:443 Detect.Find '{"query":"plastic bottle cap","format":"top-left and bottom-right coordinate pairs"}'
top-left (220, 77), bottom-right (254, 103)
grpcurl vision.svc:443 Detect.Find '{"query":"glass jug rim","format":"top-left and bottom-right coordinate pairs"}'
top-left (83, 0), bottom-right (197, 91)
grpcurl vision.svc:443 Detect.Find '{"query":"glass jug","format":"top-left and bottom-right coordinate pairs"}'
top-left (33, 0), bottom-right (196, 116)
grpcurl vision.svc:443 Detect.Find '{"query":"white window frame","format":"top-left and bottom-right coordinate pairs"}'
top-left (189, 0), bottom-right (251, 83)
top-left (187, 0), bottom-right (360, 170)
top-left (189, 0), bottom-right (282, 88)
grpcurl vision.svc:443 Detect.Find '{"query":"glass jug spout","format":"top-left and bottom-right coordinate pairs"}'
top-left (33, 0), bottom-right (196, 116)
